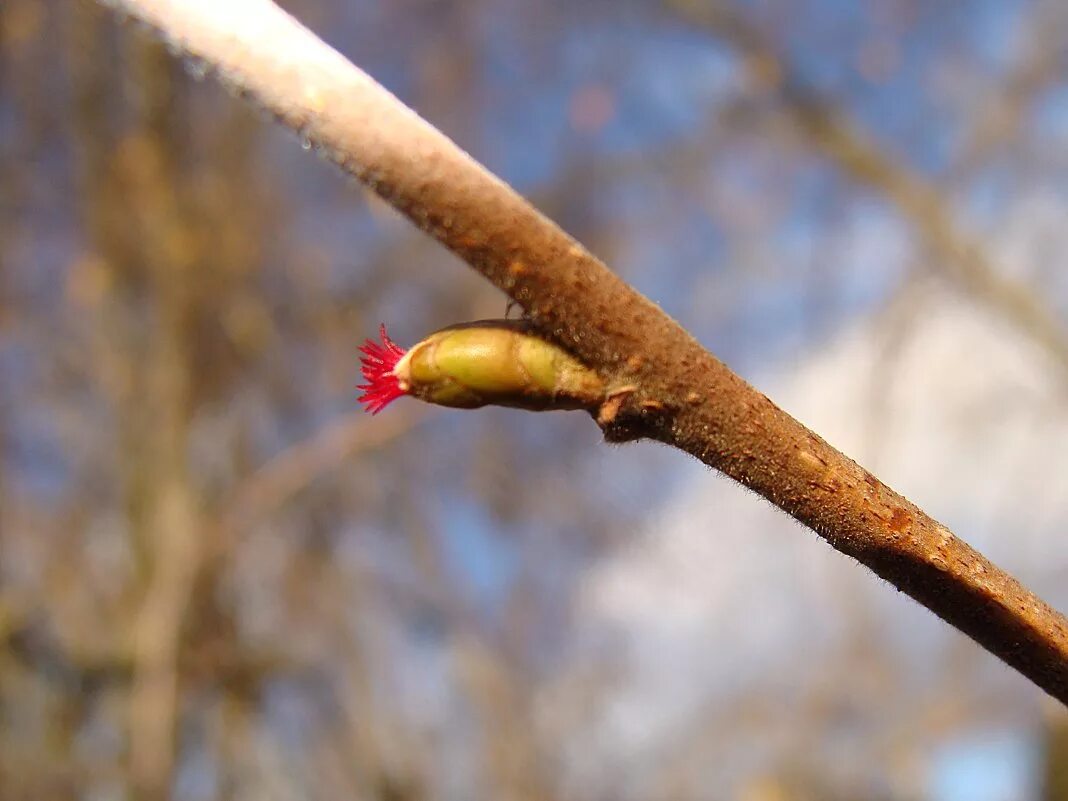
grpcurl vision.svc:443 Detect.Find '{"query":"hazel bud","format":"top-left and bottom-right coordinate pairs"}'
top-left (358, 320), bottom-right (605, 414)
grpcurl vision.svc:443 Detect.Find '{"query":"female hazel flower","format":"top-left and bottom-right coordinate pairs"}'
top-left (356, 324), bottom-right (408, 414)
top-left (358, 320), bottom-right (606, 414)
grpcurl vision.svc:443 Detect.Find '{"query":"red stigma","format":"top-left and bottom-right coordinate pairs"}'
top-left (358, 324), bottom-right (407, 414)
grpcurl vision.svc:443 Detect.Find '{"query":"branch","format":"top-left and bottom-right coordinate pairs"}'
top-left (99, 0), bottom-right (1068, 704)
top-left (947, 4), bottom-right (1066, 183)
top-left (214, 408), bottom-right (428, 542)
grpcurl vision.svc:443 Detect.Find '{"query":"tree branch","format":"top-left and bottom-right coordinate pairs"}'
top-left (98, 0), bottom-right (1068, 704)
top-left (214, 408), bottom-right (428, 544)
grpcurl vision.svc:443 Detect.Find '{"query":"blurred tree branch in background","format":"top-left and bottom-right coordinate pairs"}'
top-left (1045, 708), bottom-right (1068, 801)
top-left (666, 0), bottom-right (1068, 376)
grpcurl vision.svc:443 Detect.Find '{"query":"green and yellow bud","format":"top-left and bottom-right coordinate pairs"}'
top-left (358, 320), bottom-right (605, 413)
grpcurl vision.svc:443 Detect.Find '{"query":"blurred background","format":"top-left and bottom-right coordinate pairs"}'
top-left (2, 0), bottom-right (1067, 799)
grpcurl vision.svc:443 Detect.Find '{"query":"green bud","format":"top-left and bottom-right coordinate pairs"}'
top-left (395, 320), bottom-right (605, 411)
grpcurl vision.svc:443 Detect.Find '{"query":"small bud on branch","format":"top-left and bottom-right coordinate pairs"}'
top-left (359, 320), bottom-right (605, 414)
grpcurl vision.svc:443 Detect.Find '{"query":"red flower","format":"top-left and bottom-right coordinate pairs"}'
top-left (358, 324), bottom-right (407, 414)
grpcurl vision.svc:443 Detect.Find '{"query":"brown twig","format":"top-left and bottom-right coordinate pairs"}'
top-left (98, 0), bottom-right (1068, 704)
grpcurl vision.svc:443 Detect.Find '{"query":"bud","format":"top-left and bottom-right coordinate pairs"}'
top-left (358, 320), bottom-right (605, 414)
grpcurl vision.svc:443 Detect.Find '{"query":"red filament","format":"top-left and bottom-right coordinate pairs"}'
top-left (358, 324), bottom-right (407, 414)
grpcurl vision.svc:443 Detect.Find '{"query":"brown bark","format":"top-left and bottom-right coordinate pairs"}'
top-left (98, 0), bottom-right (1068, 704)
